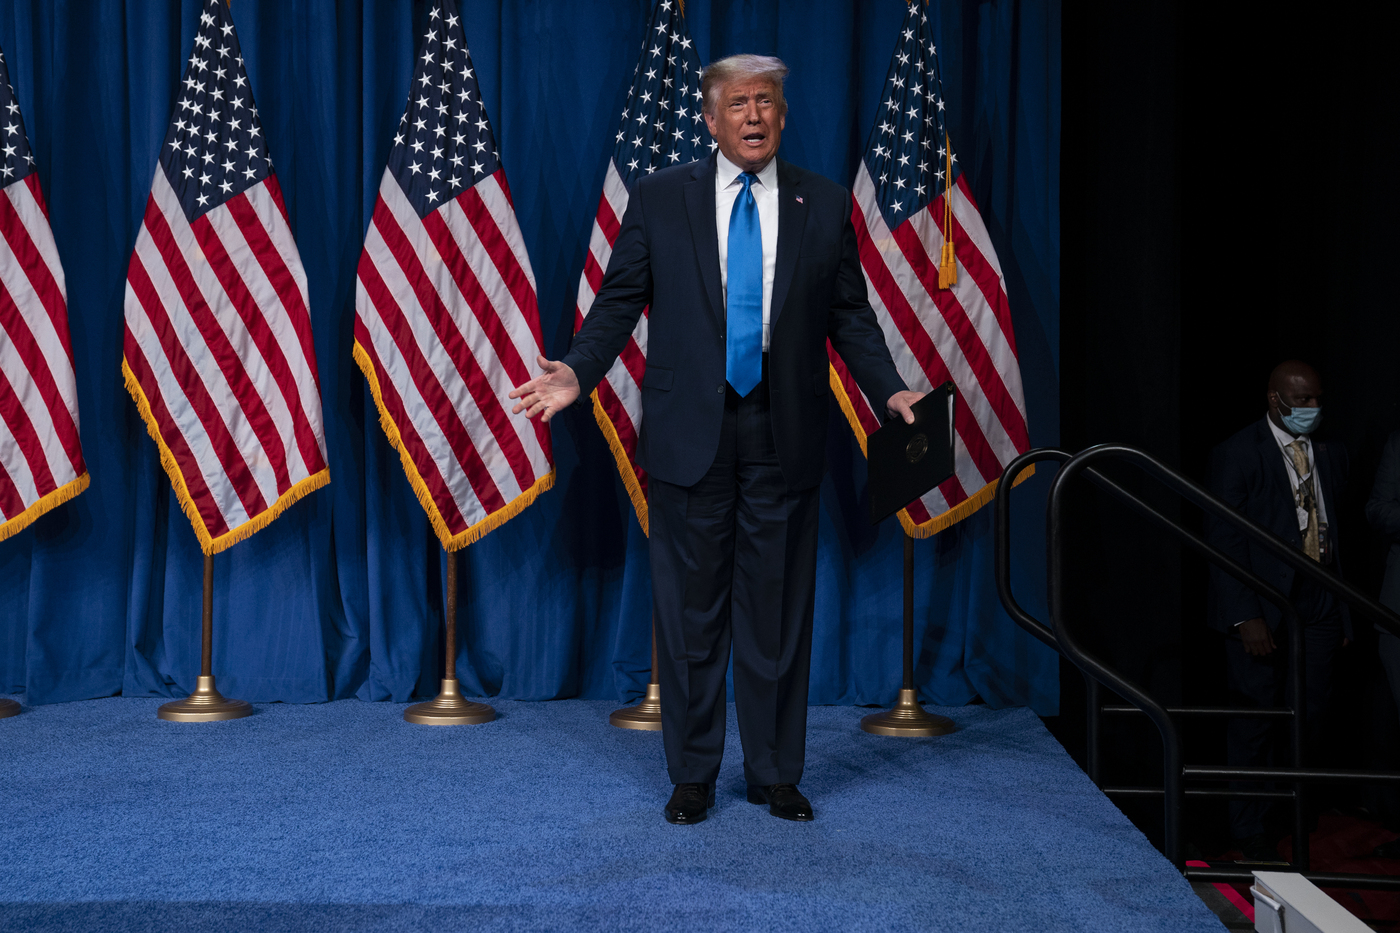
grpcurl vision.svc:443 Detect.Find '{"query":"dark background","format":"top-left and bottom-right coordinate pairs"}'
top-left (1057, 1), bottom-right (1400, 851)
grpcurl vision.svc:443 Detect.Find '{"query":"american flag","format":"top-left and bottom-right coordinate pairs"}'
top-left (353, 0), bottom-right (554, 550)
top-left (573, 0), bottom-right (710, 535)
top-left (0, 45), bottom-right (87, 542)
top-left (122, 0), bottom-right (329, 555)
top-left (831, 3), bottom-right (1031, 536)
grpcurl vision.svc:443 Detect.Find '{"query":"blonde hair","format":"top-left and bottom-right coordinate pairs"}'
top-left (700, 54), bottom-right (789, 116)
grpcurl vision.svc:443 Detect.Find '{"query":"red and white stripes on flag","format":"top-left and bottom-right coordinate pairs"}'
top-left (0, 172), bottom-right (87, 542)
top-left (575, 161), bottom-right (650, 531)
top-left (574, 0), bottom-right (710, 535)
top-left (833, 171), bottom-right (1030, 536)
top-left (122, 0), bottom-right (329, 555)
top-left (353, 1), bottom-right (553, 550)
top-left (829, 5), bottom-right (1031, 537)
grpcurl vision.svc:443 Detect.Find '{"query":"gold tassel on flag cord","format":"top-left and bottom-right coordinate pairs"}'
top-left (937, 131), bottom-right (957, 289)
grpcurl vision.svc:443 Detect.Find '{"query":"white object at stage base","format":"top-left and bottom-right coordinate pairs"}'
top-left (1251, 871), bottom-right (1371, 933)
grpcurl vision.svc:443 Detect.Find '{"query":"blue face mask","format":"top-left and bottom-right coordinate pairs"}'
top-left (1280, 405), bottom-right (1322, 435)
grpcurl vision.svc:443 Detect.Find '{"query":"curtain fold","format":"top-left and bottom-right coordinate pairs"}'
top-left (0, 0), bottom-right (1061, 714)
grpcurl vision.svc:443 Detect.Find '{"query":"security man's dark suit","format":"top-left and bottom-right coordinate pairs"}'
top-left (1206, 417), bottom-right (1349, 841)
top-left (563, 152), bottom-right (906, 786)
top-left (1366, 430), bottom-right (1400, 725)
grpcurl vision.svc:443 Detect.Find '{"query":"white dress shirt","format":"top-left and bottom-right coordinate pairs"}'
top-left (715, 152), bottom-right (779, 351)
top-left (1267, 415), bottom-right (1328, 531)
top-left (1235, 417), bottom-right (1329, 628)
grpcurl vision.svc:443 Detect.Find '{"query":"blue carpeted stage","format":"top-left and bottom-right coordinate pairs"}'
top-left (0, 696), bottom-right (1220, 932)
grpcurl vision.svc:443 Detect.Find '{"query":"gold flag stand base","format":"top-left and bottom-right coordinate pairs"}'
top-left (610, 618), bottom-right (663, 731)
top-left (403, 553), bottom-right (494, 727)
top-left (862, 534), bottom-right (957, 739)
top-left (0, 698), bottom-right (20, 719)
top-left (158, 675), bottom-right (253, 722)
top-left (860, 687), bottom-right (955, 737)
top-left (404, 678), bottom-right (495, 725)
top-left (609, 681), bottom-right (663, 731)
top-left (158, 554), bottom-right (252, 723)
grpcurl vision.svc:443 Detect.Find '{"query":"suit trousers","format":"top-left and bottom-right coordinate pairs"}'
top-left (1378, 630), bottom-right (1400, 717)
top-left (647, 370), bottom-right (820, 787)
top-left (1225, 612), bottom-right (1342, 840)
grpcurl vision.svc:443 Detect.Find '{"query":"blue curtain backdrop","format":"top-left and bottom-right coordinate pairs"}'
top-left (0, 0), bottom-right (1061, 713)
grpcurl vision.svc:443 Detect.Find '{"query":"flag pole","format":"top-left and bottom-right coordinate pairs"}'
top-left (404, 548), bottom-right (495, 725)
top-left (609, 616), bottom-right (663, 730)
top-left (158, 553), bottom-right (253, 722)
top-left (859, 532), bottom-right (955, 736)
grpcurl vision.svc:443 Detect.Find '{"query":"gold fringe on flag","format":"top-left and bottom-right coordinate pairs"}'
top-left (590, 390), bottom-right (649, 537)
top-left (123, 360), bottom-right (330, 555)
top-left (352, 340), bottom-right (555, 552)
top-left (0, 472), bottom-right (89, 543)
top-left (937, 131), bottom-right (957, 289)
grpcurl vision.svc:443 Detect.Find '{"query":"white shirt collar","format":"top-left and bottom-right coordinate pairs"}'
top-left (716, 150), bottom-right (778, 191)
top-left (1266, 413), bottom-right (1310, 452)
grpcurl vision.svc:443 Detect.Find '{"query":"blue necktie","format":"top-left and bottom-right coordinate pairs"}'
top-left (726, 172), bottom-right (762, 397)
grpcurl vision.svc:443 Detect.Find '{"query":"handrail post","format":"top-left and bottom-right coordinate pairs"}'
top-left (1086, 676), bottom-right (1102, 786)
top-left (993, 449), bottom-right (1070, 652)
top-left (1291, 608), bottom-right (1309, 870)
top-left (1047, 452), bottom-right (1185, 867)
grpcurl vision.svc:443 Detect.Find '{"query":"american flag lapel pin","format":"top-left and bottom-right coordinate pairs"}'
top-left (795, 196), bottom-right (803, 204)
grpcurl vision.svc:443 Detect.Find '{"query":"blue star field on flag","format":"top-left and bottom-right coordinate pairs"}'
top-left (863, 3), bottom-right (958, 231)
top-left (387, 0), bottom-right (500, 219)
top-left (158, 0), bottom-right (270, 223)
top-left (612, 0), bottom-right (711, 188)
top-left (0, 47), bottom-right (37, 186)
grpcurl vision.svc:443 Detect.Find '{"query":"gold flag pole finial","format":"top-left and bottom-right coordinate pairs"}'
top-left (937, 131), bottom-right (957, 289)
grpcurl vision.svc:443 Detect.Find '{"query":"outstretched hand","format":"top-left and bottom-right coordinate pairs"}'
top-left (886, 390), bottom-right (925, 425)
top-left (510, 356), bottom-right (580, 423)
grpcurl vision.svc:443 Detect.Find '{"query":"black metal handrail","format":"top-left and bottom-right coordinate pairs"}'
top-left (994, 448), bottom-right (1070, 652)
top-left (1103, 705), bottom-right (1293, 719)
top-left (995, 443), bottom-right (1400, 889)
top-left (997, 447), bottom-right (1308, 791)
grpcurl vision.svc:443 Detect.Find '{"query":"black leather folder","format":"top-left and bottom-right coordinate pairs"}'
top-left (867, 382), bottom-right (955, 525)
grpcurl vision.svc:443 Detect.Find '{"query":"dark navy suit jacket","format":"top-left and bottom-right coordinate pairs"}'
top-left (562, 153), bottom-right (907, 491)
top-left (1366, 429), bottom-right (1400, 615)
top-left (1205, 417), bottom-right (1350, 635)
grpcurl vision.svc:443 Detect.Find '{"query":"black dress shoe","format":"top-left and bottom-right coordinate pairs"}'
top-left (664, 783), bottom-right (715, 825)
top-left (747, 783), bottom-right (814, 822)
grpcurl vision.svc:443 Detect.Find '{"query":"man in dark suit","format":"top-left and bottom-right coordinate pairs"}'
top-left (1368, 430), bottom-right (1400, 713)
top-left (511, 55), bottom-right (919, 824)
top-left (1365, 428), bottom-right (1400, 857)
top-left (1206, 360), bottom-right (1349, 861)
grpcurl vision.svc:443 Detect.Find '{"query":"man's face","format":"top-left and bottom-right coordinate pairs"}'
top-left (1270, 371), bottom-right (1323, 416)
top-left (704, 78), bottom-right (785, 174)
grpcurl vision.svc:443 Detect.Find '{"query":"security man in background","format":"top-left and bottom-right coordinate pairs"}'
top-left (1205, 360), bottom-right (1349, 862)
